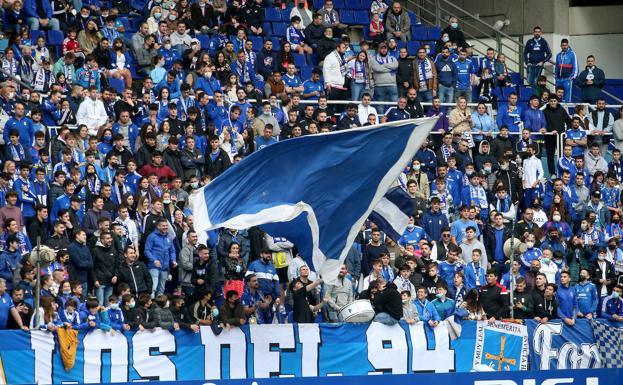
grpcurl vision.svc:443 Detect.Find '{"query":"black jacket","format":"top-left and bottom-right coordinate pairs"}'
top-left (91, 241), bottom-right (122, 285)
top-left (304, 23), bottom-right (325, 46)
top-left (115, 260), bottom-right (153, 295)
top-left (372, 282), bottom-right (403, 321)
top-left (490, 135), bottom-right (514, 160)
top-left (543, 104), bottom-right (571, 133)
top-left (480, 282), bottom-right (509, 319)
top-left (511, 290), bottom-right (534, 319)
top-left (533, 294), bottom-right (558, 320)
top-left (483, 224), bottom-right (511, 264)
top-left (204, 149), bottom-right (232, 179)
top-left (591, 259), bottom-right (615, 296)
top-left (28, 219), bottom-right (48, 244)
top-left (163, 148), bottom-right (184, 178)
top-left (191, 259), bottom-right (218, 293)
top-left (396, 58), bottom-right (414, 87)
top-left (127, 306), bottom-right (157, 329)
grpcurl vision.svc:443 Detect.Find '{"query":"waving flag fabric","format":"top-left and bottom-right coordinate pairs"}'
top-left (192, 118), bottom-right (437, 282)
top-left (368, 186), bottom-right (414, 242)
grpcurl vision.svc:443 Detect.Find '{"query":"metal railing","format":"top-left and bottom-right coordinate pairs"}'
top-left (402, 0), bottom-right (623, 105)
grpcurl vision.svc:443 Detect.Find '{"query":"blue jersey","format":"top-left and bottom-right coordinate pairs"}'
top-left (566, 129), bottom-right (586, 157)
top-left (454, 59), bottom-right (474, 90)
top-left (574, 281), bottom-right (598, 316)
top-left (384, 107), bottom-right (411, 122)
top-left (302, 80), bottom-right (324, 100)
top-left (398, 226), bottom-right (428, 247)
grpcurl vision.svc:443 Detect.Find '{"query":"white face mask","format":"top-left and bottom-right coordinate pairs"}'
top-left (525, 241), bottom-right (534, 249)
top-left (8, 92), bottom-right (15, 99)
top-left (581, 223), bottom-right (588, 230)
top-left (412, 165), bottom-right (421, 171)
top-left (553, 215), bottom-right (561, 222)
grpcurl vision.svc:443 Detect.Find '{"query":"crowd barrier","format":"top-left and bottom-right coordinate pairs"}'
top-left (0, 319), bottom-right (618, 384)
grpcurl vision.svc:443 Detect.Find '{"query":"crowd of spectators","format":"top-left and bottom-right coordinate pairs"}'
top-left (0, 0), bottom-right (620, 333)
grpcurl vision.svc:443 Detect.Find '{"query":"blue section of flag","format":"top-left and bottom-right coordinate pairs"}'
top-left (193, 119), bottom-right (436, 280)
top-left (481, 329), bottom-right (524, 371)
top-left (369, 186), bottom-right (414, 241)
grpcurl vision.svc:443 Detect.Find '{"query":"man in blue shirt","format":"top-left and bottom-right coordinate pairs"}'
top-left (556, 271), bottom-right (578, 326)
top-left (255, 125), bottom-right (278, 150)
top-left (0, 278), bottom-right (28, 330)
top-left (575, 268), bottom-right (598, 320)
top-left (155, 71), bottom-right (182, 99)
top-left (523, 26), bottom-right (552, 87)
top-left (496, 93), bottom-right (523, 136)
top-left (302, 69), bottom-right (324, 100)
top-left (451, 205), bottom-right (480, 245)
top-left (566, 117), bottom-right (587, 157)
top-left (454, 49), bottom-right (475, 103)
top-left (399, 216), bottom-right (428, 247)
top-left (382, 97), bottom-right (411, 122)
top-left (414, 287), bottom-right (441, 328)
top-left (4, 102), bottom-right (35, 147)
top-left (283, 64), bottom-right (304, 95)
top-left (435, 47), bottom-right (457, 105)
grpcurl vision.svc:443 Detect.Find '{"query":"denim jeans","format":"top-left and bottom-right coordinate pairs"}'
top-left (149, 268), bottom-right (169, 297)
top-left (95, 285), bottom-right (113, 306)
top-left (27, 17), bottom-right (60, 30)
top-left (527, 64), bottom-right (543, 87)
top-left (373, 312), bottom-right (399, 325)
top-left (417, 90), bottom-right (433, 103)
top-left (350, 82), bottom-right (370, 102)
top-left (455, 88), bottom-right (472, 103)
top-left (374, 85), bottom-right (398, 114)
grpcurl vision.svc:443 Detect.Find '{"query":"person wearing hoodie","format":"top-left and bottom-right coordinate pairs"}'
top-left (152, 294), bottom-right (178, 330)
top-left (127, 293), bottom-right (157, 330)
top-left (490, 126), bottom-right (514, 161)
top-left (139, 150), bottom-right (177, 180)
top-left (370, 42), bottom-right (399, 114)
top-left (474, 140), bottom-right (498, 173)
top-left (106, 295), bottom-right (125, 331)
top-left (523, 26), bottom-right (552, 88)
top-left (91, 231), bottom-right (121, 306)
top-left (435, 47), bottom-right (457, 107)
top-left (145, 219), bottom-right (177, 297)
top-left (556, 271), bottom-right (578, 325)
top-left (371, 279), bottom-right (403, 325)
top-left (576, 55), bottom-right (605, 104)
top-left (554, 39), bottom-right (578, 102)
top-left (584, 143), bottom-right (608, 178)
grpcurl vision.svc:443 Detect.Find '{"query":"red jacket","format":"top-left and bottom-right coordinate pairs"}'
top-left (139, 163), bottom-right (177, 180)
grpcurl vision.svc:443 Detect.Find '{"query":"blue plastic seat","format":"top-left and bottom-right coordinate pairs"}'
top-left (519, 86), bottom-right (533, 101)
top-left (272, 22), bottom-right (287, 37)
top-left (249, 36), bottom-right (263, 50)
top-left (265, 8), bottom-right (281, 22)
top-left (263, 22), bottom-right (273, 36)
top-left (406, 41), bottom-right (419, 56)
top-left (271, 37), bottom-right (281, 51)
top-left (108, 77), bottom-right (126, 94)
top-left (411, 26), bottom-right (427, 41)
top-left (341, 11), bottom-right (355, 25)
top-left (30, 30), bottom-right (45, 42)
top-left (293, 53), bottom-right (306, 67)
top-left (46, 30), bottom-right (64, 46)
top-left (427, 26), bottom-right (441, 40)
top-left (333, 0), bottom-right (344, 9)
top-left (353, 10), bottom-right (369, 25)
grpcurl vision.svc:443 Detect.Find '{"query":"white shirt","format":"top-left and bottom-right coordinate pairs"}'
top-left (539, 261), bottom-right (558, 284)
top-left (522, 155), bottom-right (544, 188)
top-left (322, 50), bottom-right (346, 88)
top-left (358, 104), bottom-right (378, 125)
top-left (76, 97), bottom-right (109, 135)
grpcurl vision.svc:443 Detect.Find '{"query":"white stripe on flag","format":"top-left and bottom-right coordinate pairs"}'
top-left (373, 196), bottom-right (411, 237)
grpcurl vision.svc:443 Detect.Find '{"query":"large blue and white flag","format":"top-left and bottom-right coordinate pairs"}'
top-left (192, 118), bottom-right (437, 281)
top-left (368, 186), bottom-right (414, 242)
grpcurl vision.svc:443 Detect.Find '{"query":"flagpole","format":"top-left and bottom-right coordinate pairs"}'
top-left (509, 204), bottom-right (517, 320)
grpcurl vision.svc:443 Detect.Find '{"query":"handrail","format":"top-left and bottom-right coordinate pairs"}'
top-left (402, 0), bottom-right (623, 105)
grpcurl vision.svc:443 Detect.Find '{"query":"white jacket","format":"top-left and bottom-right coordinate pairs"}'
top-left (76, 97), bottom-right (108, 135)
top-left (323, 50), bottom-right (346, 88)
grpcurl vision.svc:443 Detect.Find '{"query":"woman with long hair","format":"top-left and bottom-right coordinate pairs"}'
top-left (223, 243), bottom-right (247, 297)
top-left (349, 50), bottom-right (372, 101)
top-left (277, 42), bottom-right (295, 73)
top-left (157, 88), bottom-right (171, 121)
top-left (31, 296), bottom-right (61, 331)
top-left (109, 38), bottom-right (133, 88)
top-left (84, 163), bottom-right (102, 200)
top-left (214, 51), bottom-right (231, 86)
top-left (122, 193), bottom-right (139, 221)
top-left (77, 19), bottom-right (101, 55)
top-left (459, 289), bottom-right (487, 321)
